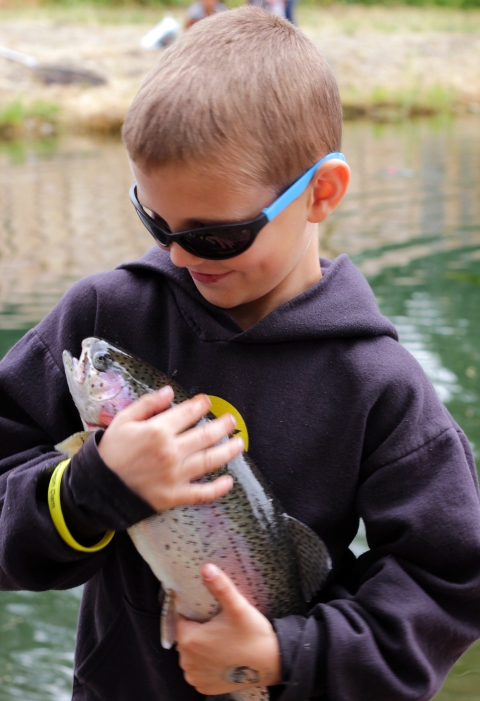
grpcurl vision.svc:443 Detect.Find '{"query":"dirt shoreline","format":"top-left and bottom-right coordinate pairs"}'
top-left (1, 10), bottom-right (480, 137)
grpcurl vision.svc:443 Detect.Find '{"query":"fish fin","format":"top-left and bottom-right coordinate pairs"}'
top-left (160, 589), bottom-right (176, 649)
top-left (55, 431), bottom-right (94, 457)
top-left (284, 514), bottom-right (331, 602)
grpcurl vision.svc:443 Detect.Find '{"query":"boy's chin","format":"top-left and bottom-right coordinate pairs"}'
top-left (191, 281), bottom-right (249, 310)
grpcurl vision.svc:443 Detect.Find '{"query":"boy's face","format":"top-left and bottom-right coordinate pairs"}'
top-left (131, 160), bottom-right (344, 325)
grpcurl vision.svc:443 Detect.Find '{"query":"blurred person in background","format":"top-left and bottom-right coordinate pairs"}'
top-left (249, 0), bottom-right (286, 19)
top-left (185, 0), bottom-right (227, 28)
top-left (285, 0), bottom-right (296, 24)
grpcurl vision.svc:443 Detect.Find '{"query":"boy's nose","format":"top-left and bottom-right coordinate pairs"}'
top-left (168, 242), bottom-right (204, 268)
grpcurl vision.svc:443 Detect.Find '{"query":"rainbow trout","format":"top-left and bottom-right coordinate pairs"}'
top-left (57, 338), bottom-right (331, 701)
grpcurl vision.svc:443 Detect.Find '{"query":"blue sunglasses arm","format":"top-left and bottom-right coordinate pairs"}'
top-left (262, 152), bottom-right (346, 222)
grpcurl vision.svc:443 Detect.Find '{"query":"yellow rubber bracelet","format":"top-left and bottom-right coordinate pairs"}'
top-left (48, 459), bottom-right (115, 553)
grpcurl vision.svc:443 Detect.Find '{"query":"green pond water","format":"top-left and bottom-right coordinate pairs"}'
top-left (0, 117), bottom-right (479, 700)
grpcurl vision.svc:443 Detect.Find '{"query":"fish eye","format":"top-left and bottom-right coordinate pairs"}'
top-left (92, 351), bottom-right (111, 371)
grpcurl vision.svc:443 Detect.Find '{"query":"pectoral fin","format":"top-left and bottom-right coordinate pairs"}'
top-left (55, 431), bottom-right (94, 457)
top-left (160, 589), bottom-right (176, 649)
top-left (285, 514), bottom-right (331, 602)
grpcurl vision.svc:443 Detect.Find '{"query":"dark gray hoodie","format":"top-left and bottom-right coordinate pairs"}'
top-left (0, 249), bottom-right (479, 701)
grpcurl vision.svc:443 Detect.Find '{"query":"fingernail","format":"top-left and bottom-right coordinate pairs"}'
top-left (194, 394), bottom-right (210, 407)
top-left (228, 413), bottom-right (237, 427)
top-left (236, 437), bottom-right (244, 450)
top-left (158, 386), bottom-right (172, 396)
top-left (203, 563), bottom-right (219, 582)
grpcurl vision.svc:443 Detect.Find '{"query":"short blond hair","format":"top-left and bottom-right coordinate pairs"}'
top-left (123, 6), bottom-right (342, 190)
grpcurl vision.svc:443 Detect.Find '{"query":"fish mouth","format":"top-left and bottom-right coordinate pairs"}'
top-left (62, 349), bottom-right (86, 385)
top-left (62, 341), bottom-right (125, 403)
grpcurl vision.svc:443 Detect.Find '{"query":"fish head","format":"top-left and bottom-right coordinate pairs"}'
top-left (63, 337), bottom-right (151, 430)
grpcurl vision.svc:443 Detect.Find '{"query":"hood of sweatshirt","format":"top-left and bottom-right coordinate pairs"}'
top-left (119, 247), bottom-right (398, 344)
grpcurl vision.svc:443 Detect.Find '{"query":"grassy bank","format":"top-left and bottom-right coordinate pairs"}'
top-left (0, 3), bottom-right (480, 138)
top-left (2, 1), bottom-right (480, 26)
top-left (2, 1), bottom-right (480, 30)
top-left (0, 100), bottom-right (59, 140)
top-left (1, 0), bottom-right (480, 8)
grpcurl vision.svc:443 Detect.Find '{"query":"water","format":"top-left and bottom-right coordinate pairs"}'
top-left (0, 118), bottom-right (479, 700)
top-left (0, 136), bottom-right (151, 358)
top-left (0, 589), bottom-right (82, 701)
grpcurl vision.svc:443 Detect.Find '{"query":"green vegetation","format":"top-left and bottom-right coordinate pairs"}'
top-left (343, 0), bottom-right (480, 7)
top-left (342, 85), bottom-right (459, 121)
top-left (0, 0), bottom-right (183, 24)
top-left (2, 0), bottom-right (480, 10)
top-left (298, 3), bottom-right (480, 31)
top-left (435, 640), bottom-right (480, 700)
top-left (2, 1), bottom-right (480, 31)
top-left (0, 100), bottom-right (59, 140)
top-left (9, 0), bottom-right (480, 6)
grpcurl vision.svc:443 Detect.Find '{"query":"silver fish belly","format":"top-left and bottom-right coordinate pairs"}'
top-left (128, 448), bottom-right (306, 634)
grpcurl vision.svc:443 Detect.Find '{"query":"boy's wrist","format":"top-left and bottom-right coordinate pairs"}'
top-left (59, 460), bottom-right (110, 545)
top-left (49, 460), bottom-right (115, 552)
top-left (59, 431), bottom-right (155, 533)
top-left (272, 614), bottom-right (327, 695)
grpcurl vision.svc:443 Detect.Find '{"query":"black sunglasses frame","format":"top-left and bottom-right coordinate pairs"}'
top-left (129, 184), bottom-right (268, 261)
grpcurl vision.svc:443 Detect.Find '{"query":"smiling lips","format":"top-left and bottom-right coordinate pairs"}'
top-left (188, 270), bottom-right (233, 284)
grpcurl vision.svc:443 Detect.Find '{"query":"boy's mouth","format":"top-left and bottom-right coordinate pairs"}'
top-left (188, 270), bottom-right (232, 284)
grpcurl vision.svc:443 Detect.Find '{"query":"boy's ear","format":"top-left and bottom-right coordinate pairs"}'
top-left (307, 159), bottom-right (351, 224)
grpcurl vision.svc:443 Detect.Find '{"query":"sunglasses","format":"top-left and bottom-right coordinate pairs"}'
top-left (129, 151), bottom-right (346, 261)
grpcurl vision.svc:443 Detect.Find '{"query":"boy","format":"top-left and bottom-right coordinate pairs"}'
top-left (185, 0), bottom-right (226, 29)
top-left (249, 0), bottom-right (286, 19)
top-left (1, 7), bottom-right (480, 701)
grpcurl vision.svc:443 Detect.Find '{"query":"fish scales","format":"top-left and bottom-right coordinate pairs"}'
top-left (130, 451), bottom-right (304, 622)
top-left (58, 337), bottom-right (331, 701)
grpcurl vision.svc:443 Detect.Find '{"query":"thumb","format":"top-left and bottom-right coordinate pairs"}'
top-left (114, 386), bottom-right (174, 425)
top-left (201, 563), bottom-right (248, 618)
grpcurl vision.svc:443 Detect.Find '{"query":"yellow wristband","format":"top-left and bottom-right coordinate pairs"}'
top-left (48, 459), bottom-right (115, 553)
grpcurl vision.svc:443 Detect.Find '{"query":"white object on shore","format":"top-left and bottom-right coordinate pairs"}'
top-left (140, 16), bottom-right (180, 50)
top-left (0, 45), bottom-right (38, 67)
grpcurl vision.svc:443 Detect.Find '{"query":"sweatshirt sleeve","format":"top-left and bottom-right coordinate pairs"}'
top-left (273, 362), bottom-right (480, 701)
top-left (0, 279), bottom-right (154, 591)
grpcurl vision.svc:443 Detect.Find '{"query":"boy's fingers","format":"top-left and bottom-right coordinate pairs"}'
top-left (182, 436), bottom-right (244, 482)
top-left (178, 414), bottom-right (236, 455)
top-left (150, 394), bottom-right (212, 435)
top-left (181, 474), bottom-right (234, 506)
top-left (113, 386), bottom-right (174, 424)
top-left (201, 563), bottom-right (247, 618)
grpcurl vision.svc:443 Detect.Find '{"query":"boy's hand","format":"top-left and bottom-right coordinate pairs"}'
top-left (176, 563), bottom-right (281, 695)
top-left (97, 387), bottom-right (242, 511)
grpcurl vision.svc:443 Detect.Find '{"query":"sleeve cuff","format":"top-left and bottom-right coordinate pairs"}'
top-left (61, 431), bottom-right (155, 535)
top-left (272, 613), bottom-right (327, 700)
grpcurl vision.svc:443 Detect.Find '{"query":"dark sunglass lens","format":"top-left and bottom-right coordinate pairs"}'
top-left (136, 210), bottom-right (170, 247)
top-left (182, 228), bottom-right (254, 258)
